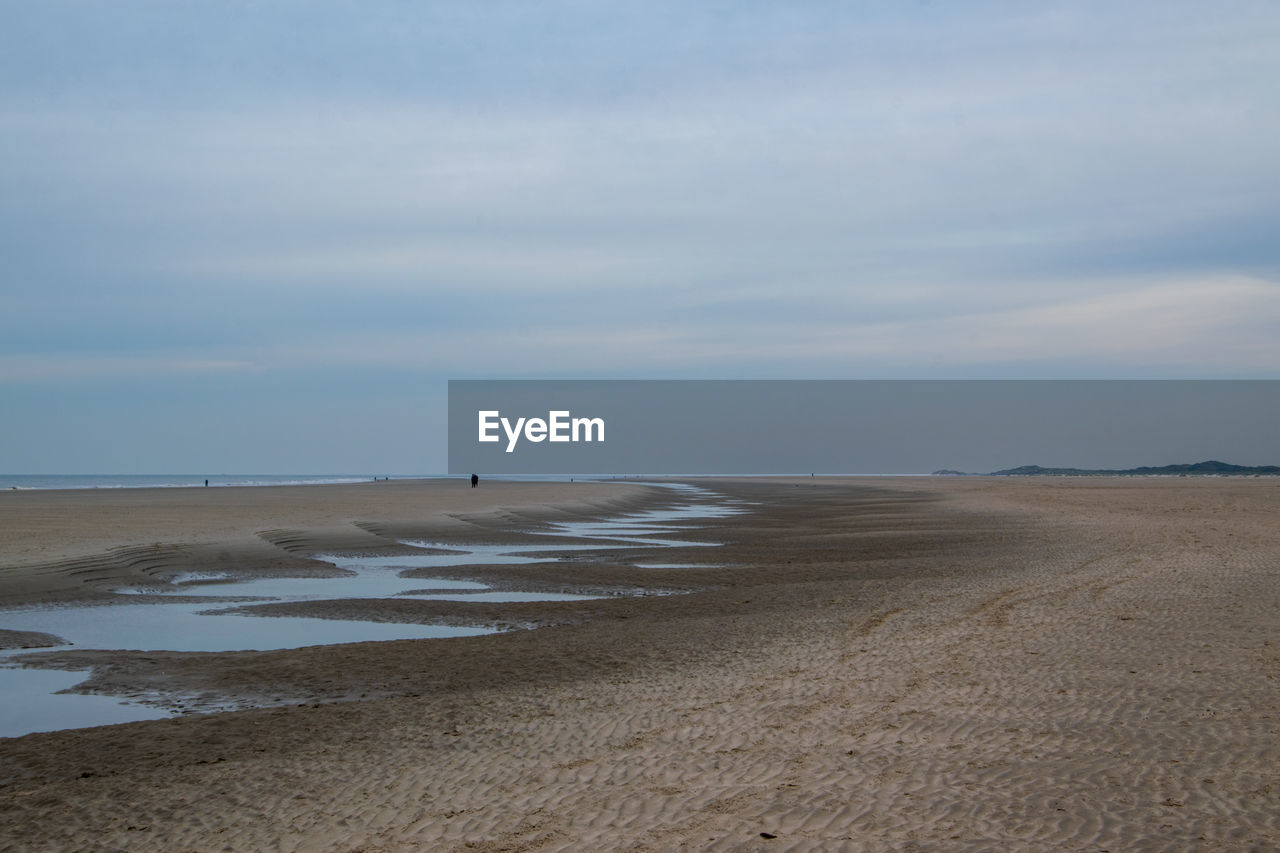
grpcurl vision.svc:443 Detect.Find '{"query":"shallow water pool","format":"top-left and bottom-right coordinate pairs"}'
top-left (0, 486), bottom-right (739, 736)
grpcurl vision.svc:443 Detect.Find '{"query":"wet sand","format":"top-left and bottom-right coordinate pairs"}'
top-left (1, 476), bottom-right (1278, 850)
top-left (0, 478), bottom-right (648, 604)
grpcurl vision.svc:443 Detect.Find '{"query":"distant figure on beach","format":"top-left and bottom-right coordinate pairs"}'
top-left (204, 479), bottom-right (208, 487)
top-left (471, 473), bottom-right (479, 488)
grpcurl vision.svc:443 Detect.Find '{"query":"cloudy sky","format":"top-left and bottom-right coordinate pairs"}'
top-left (3, 1), bottom-right (1277, 473)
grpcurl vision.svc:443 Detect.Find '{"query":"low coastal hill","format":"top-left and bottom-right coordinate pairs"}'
top-left (933, 459), bottom-right (1280, 476)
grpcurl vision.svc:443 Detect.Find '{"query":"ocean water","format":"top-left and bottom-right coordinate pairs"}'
top-left (0, 473), bottom-right (649, 491)
top-left (0, 474), bottom-right (434, 490)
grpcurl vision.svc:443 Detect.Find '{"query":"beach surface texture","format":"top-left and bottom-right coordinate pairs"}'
top-left (0, 476), bottom-right (1277, 850)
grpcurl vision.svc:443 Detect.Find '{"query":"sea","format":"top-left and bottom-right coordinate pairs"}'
top-left (0, 473), bottom-right (632, 490)
top-left (0, 474), bottom-right (431, 491)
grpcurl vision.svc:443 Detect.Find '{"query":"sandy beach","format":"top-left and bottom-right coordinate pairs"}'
top-left (0, 476), bottom-right (1277, 851)
top-left (0, 479), bottom-right (648, 605)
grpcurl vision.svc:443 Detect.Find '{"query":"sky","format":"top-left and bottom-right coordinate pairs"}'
top-left (2, 1), bottom-right (1278, 473)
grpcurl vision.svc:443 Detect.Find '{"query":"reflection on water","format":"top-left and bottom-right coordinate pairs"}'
top-left (0, 483), bottom-right (742, 737)
top-left (0, 602), bottom-right (497, 654)
top-left (0, 668), bottom-right (170, 737)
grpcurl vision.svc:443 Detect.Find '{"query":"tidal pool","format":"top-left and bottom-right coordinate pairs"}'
top-left (0, 486), bottom-right (739, 737)
top-left (0, 668), bottom-right (173, 737)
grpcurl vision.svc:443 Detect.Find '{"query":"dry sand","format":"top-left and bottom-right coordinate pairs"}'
top-left (0, 476), bottom-right (1277, 851)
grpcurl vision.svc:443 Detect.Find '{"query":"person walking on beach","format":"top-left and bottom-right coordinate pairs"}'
top-left (471, 473), bottom-right (479, 488)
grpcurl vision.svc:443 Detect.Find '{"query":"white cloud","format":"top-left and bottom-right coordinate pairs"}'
top-left (2, 2), bottom-right (1278, 380)
top-left (0, 354), bottom-right (257, 383)
top-left (8, 274), bottom-right (1273, 383)
top-left (820, 275), bottom-right (1280, 369)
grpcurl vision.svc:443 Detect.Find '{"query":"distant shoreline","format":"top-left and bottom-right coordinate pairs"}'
top-left (933, 459), bottom-right (1280, 477)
